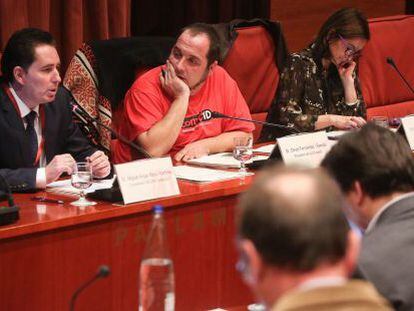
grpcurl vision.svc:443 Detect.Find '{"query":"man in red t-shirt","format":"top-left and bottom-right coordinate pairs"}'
top-left (115, 23), bottom-right (254, 162)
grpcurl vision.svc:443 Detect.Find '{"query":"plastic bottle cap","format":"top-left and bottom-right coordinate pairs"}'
top-left (153, 205), bottom-right (164, 214)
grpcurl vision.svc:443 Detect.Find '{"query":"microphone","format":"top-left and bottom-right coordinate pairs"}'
top-left (69, 265), bottom-right (110, 311)
top-left (66, 95), bottom-right (152, 159)
top-left (207, 110), bottom-right (300, 134)
top-left (0, 173), bottom-right (20, 226)
top-left (386, 57), bottom-right (414, 94)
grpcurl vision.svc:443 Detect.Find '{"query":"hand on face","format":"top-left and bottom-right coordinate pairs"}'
top-left (45, 154), bottom-right (76, 184)
top-left (336, 60), bottom-right (356, 84)
top-left (87, 150), bottom-right (111, 179)
top-left (174, 141), bottom-right (210, 162)
top-left (331, 115), bottom-right (366, 130)
top-left (159, 60), bottom-right (190, 99)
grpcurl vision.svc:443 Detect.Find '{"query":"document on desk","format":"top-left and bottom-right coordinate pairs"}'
top-left (186, 152), bottom-right (268, 169)
top-left (252, 143), bottom-right (276, 154)
top-left (46, 177), bottom-right (116, 196)
top-left (173, 165), bottom-right (253, 182)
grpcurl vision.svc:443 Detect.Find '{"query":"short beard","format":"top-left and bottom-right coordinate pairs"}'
top-left (189, 68), bottom-right (210, 92)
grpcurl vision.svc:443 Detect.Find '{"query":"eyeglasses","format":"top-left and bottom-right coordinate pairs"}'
top-left (338, 35), bottom-right (362, 61)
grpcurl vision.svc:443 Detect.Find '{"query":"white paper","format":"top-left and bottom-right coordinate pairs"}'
top-left (401, 116), bottom-right (414, 150)
top-left (115, 157), bottom-right (180, 205)
top-left (186, 152), bottom-right (268, 169)
top-left (277, 131), bottom-right (331, 168)
top-left (46, 176), bottom-right (115, 196)
top-left (173, 165), bottom-right (253, 182)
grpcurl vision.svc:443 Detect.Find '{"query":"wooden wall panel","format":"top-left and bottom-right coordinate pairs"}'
top-left (0, 180), bottom-right (255, 311)
top-left (271, 0), bottom-right (406, 52)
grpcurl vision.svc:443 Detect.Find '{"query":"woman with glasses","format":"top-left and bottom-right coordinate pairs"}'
top-left (260, 8), bottom-right (370, 141)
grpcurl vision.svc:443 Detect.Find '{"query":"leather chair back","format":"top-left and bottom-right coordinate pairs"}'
top-left (359, 15), bottom-right (414, 119)
top-left (222, 25), bottom-right (282, 141)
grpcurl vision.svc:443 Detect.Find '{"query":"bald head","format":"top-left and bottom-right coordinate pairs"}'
top-left (238, 165), bottom-right (349, 271)
top-left (264, 172), bottom-right (319, 210)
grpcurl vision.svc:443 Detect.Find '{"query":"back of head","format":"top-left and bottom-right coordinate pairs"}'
top-left (322, 123), bottom-right (414, 198)
top-left (238, 165), bottom-right (349, 271)
top-left (313, 7), bottom-right (370, 59)
top-left (178, 23), bottom-right (221, 66)
top-left (1, 28), bottom-right (55, 83)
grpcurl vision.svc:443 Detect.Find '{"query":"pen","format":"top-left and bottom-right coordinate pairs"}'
top-left (31, 196), bottom-right (64, 204)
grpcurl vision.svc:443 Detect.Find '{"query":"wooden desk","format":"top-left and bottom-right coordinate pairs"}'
top-left (0, 177), bottom-right (254, 311)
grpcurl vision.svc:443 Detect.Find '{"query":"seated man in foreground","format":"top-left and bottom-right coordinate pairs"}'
top-left (237, 165), bottom-right (391, 310)
top-left (115, 23), bottom-right (254, 162)
top-left (322, 123), bottom-right (414, 310)
top-left (0, 28), bottom-right (110, 191)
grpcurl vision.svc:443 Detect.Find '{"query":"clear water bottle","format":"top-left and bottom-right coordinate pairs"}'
top-left (139, 205), bottom-right (175, 311)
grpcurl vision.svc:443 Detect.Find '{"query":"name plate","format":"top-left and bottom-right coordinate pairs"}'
top-left (277, 131), bottom-right (331, 168)
top-left (114, 157), bottom-right (180, 205)
top-left (401, 116), bottom-right (414, 150)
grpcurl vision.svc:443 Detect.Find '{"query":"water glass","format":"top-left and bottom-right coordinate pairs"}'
top-left (233, 137), bottom-right (253, 174)
top-left (71, 162), bottom-right (96, 207)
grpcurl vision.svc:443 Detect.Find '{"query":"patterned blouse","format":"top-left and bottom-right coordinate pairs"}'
top-left (260, 44), bottom-right (366, 141)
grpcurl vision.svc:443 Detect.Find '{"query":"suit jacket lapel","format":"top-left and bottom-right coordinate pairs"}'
top-left (0, 88), bottom-right (30, 165)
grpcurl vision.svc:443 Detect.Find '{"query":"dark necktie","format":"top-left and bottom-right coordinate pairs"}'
top-left (25, 110), bottom-right (38, 165)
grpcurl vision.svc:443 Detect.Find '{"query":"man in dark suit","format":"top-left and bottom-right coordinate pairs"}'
top-left (0, 28), bottom-right (110, 192)
top-left (237, 165), bottom-right (390, 310)
top-left (322, 123), bottom-right (414, 310)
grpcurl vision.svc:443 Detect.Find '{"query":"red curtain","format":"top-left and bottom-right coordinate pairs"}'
top-left (0, 0), bottom-right (131, 71)
top-left (0, 0), bottom-right (269, 72)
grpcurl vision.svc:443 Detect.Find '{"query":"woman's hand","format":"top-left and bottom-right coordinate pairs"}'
top-left (336, 61), bottom-right (359, 104)
top-left (337, 61), bottom-right (356, 85)
top-left (316, 114), bottom-right (366, 130)
top-left (331, 115), bottom-right (366, 130)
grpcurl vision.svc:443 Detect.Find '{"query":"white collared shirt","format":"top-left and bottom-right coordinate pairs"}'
top-left (9, 85), bottom-right (47, 188)
top-left (365, 191), bottom-right (414, 233)
top-left (297, 276), bottom-right (347, 292)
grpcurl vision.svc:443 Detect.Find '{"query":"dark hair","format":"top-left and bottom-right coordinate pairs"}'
top-left (238, 165), bottom-right (349, 271)
top-left (322, 123), bottom-right (414, 198)
top-left (313, 8), bottom-right (370, 59)
top-left (178, 23), bottom-right (221, 67)
top-left (1, 28), bottom-right (56, 83)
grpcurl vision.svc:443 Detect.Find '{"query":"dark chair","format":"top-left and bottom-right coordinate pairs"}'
top-left (63, 36), bottom-right (175, 155)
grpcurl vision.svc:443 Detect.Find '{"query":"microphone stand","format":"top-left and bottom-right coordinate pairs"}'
top-left (0, 174), bottom-right (19, 226)
top-left (68, 100), bottom-right (152, 159)
top-left (69, 265), bottom-right (110, 311)
top-left (386, 57), bottom-right (414, 94)
top-left (210, 111), bottom-right (300, 134)
top-left (385, 57), bottom-right (414, 135)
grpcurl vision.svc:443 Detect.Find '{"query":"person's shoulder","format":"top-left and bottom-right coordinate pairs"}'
top-left (129, 66), bottom-right (162, 93)
top-left (290, 48), bottom-right (316, 66)
top-left (134, 66), bottom-right (162, 85)
top-left (51, 86), bottom-right (72, 107)
top-left (43, 86), bottom-right (73, 120)
top-left (210, 65), bottom-right (236, 85)
top-left (212, 65), bottom-right (227, 75)
top-left (56, 85), bottom-right (71, 97)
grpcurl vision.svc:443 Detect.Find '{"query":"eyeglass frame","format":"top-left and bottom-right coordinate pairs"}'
top-left (338, 34), bottom-right (363, 61)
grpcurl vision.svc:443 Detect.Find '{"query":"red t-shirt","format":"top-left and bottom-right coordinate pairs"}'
top-left (114, 65), bottom-right (254, 162)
